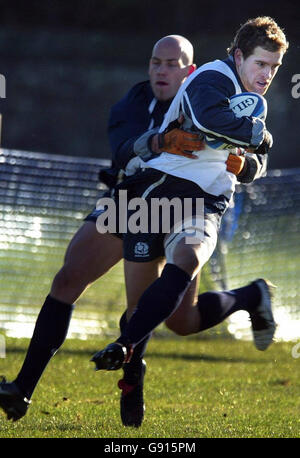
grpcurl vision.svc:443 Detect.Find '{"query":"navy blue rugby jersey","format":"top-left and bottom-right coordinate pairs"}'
top-left (108, 81), bottom-right (171, 170)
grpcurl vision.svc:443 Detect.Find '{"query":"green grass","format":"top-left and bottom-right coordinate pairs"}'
top-left (0, 336), bottom-right (299, 438)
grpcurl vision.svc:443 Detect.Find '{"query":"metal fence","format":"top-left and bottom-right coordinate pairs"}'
top-left (0, 148), bottom-right (299, 342)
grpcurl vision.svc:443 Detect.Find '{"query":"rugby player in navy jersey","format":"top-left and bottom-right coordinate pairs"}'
top-left (90, 16), bottom-right (289, 425)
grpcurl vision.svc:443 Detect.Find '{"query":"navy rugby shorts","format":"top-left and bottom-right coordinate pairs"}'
top-left (108, 169), bottom-right (229, 263)
top-left (84, 188), bottom-right (123, 240)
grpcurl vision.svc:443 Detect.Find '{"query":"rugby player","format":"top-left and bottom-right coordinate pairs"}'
top-left (91, 17), bottom-right (289, 426)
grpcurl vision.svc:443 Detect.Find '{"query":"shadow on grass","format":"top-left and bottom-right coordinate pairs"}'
top-left (145, 350), bottom-right (267, 364)
top-left (5, 344), bottom-right (268, 364)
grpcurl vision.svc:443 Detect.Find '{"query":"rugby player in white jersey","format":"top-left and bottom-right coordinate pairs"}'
top-left (91, 17), bottom-right (289, 426)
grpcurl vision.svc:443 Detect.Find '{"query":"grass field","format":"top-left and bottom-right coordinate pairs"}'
top-left (0, 335), bottom-right (299, 439)
top-left (1, 162), bottom-right (299, 443)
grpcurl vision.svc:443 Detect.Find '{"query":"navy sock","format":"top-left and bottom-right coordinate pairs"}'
top-left (197, 283), bottom-right (261, 332)
top-left (119, 311), bottom-right (150, 384)
top-left (14, 295), bottom-right (74, 399)
top-left (119, 264), bottom-right (191, 347)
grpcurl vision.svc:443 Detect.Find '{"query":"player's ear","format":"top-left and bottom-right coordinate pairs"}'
top-left (187, 64), bottom-right (197, 76)
top-left (234, 48), bottom-right (244, 66)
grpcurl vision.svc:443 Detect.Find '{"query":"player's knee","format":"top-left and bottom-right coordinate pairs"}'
top-left (172, 244), bottom-right (200, 277)
top-left (52, 264), bottom-right (86, 293)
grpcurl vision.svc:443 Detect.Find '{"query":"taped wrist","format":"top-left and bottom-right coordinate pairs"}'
top-left (133, 127), bottom-right (160, 161)
top-left (237, 156), bottom-right (258, 183)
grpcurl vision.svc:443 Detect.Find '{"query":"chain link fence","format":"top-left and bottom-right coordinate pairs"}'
top-left (0, 148), bottom-right (299, 342)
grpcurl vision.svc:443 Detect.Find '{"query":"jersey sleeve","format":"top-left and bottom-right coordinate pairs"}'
top-left (108, 82), bottom-right (152, 170)
top-left (183, 70), bottom-right (265, 148)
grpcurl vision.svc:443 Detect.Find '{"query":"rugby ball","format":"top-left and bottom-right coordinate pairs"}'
top-left (205, 92), bottom-right (267, 150)
top-left (229, 92), bottom-right (267, 120)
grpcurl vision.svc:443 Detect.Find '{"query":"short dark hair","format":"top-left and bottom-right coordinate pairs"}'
top-left (227, 16), bottom-right (289, 59)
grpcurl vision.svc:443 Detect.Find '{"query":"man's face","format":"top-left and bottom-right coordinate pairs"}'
top-left (149, 42), bottom-right (191, 101)
top-left (235, 46), bottom-right (283, 95)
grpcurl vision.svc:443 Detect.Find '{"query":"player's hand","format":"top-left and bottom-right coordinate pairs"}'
top-left (152, 128), bottom-right (204, 159)
top-left (247, 130), bottom-right (273, 155)
top-left (255, 130), bottom-right (273, 155)
top-left (226, 153), bottom-right (246, 175)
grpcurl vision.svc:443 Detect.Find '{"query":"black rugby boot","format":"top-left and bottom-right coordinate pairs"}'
top-left (0, 377), bottom-right (31, 421)
top-left (118, 359), bottom-right (146, 427)
top-left (91, 342), bottom-right (133, 371)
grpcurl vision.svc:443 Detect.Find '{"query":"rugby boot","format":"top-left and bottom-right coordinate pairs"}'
top-left (0, 376), bottom-right (31, 421)
top-left (118, 359), bottom-right (146, 428)
top-left (91, 342), bottom-right (133, 371)
top-left (249, 279), bottom-right (277, 351)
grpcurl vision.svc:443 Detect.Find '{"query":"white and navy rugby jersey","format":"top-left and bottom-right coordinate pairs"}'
top-left (142, 56), bottom-right (267, 200)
